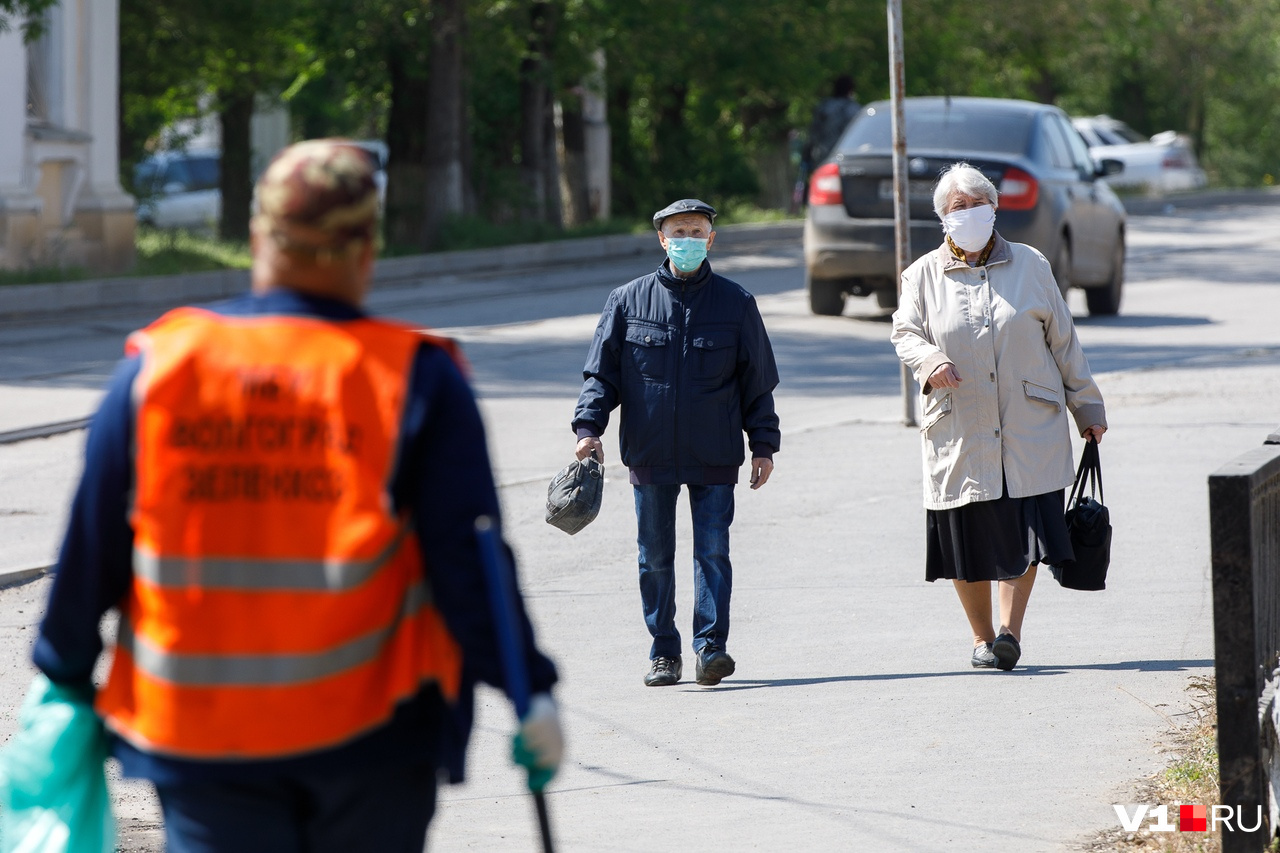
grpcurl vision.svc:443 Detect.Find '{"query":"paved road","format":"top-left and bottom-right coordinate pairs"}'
top-left (0, 205), bottom-right (1277, 850)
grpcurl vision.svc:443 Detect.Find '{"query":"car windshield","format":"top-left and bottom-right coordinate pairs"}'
top-left (840, 103), bottom-right (1033, 155)
top-left (179, 156), bottom-right (221, 192)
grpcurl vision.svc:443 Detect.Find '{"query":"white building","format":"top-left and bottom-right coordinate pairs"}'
top-left (0, 0), bottom-right (135, 272)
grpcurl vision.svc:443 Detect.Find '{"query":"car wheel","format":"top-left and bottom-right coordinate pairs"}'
top-left (1051, 236), bottom-right (1071, 298)
top-left (1086, 238), bottom-right (1124, 316)
top-left (807, 273), bottom-right (846, 316)
top-left (875, 289), bottom-right (899, 310)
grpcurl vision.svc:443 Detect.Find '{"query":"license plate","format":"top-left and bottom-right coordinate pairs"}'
top-left (878, 179), bottom-right (934, 201)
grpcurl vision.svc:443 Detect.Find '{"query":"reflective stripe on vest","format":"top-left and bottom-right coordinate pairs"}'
top-left (117, 578), bottom-right (429, 686)
top-left (96, 307), bottom-right (464, 760)
top-left (132, 526), bottom-right (407, 591)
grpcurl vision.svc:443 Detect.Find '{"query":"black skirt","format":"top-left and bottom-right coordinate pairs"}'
top-left (925, 486), bottom-right (1072, 582)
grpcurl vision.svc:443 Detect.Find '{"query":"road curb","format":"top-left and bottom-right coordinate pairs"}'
top-left (1121, 186), bottom-right (1280, 215)
top-left (0, 220), bottom-right (803, 322)
top-left (0, 565), bottom-right (49, 589)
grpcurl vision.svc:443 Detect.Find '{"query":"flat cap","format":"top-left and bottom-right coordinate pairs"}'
top-left (253, 139), bottom-right (379, 256)
top-left (652, 198), bottom-right (717, 231)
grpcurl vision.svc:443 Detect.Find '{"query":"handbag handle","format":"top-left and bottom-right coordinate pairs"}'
top-left (1068, 439), bottom-right (1103, 507)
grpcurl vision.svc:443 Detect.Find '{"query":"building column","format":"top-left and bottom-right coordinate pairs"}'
top-left (0, 28), bottom-right (42, 268)
top-left (77, 0), bottom-right (135, 271)
top-left (0, 28), bottom-right (31, 193)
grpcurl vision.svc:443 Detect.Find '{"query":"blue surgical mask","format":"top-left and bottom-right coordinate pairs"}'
top-left (665, 237), bottom-right (708, 273)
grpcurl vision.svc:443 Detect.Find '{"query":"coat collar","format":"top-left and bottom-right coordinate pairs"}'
top-left (656, 258), bottom-right (713, 290)
top-left (937, 232), bottom-right (1014, 271)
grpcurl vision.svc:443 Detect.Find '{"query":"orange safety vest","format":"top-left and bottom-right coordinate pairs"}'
top-left (95, 306), bottom-right (464, 760)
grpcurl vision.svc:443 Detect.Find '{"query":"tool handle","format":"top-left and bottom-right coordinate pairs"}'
top-left (475, 515), bottom-right (531, 718)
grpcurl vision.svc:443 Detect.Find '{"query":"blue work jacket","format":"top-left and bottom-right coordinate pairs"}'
top-left (34, 290), bottom-right (557, 785)
top-left (573, 260), bottom-right (781, 485)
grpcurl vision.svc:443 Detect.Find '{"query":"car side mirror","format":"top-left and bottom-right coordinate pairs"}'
top-left (1096, 158), bottom-right (1124, 177)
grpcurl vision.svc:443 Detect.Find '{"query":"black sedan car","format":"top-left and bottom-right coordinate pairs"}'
top-left (803, 96), bottom-right (1127, 316)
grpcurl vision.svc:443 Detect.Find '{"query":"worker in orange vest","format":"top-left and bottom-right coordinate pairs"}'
top-left (33, 139), bottom-right (563, 851)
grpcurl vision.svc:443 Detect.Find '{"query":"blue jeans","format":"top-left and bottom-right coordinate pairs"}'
top-left (154, 760), bottom-right (437, 853)
top-left (634, 483), bottom-right (735, 659)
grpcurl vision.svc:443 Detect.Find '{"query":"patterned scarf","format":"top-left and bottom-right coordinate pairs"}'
top-left (946, 233), bottom-right (997, 267)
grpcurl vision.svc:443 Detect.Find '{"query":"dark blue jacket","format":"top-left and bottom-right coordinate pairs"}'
top-left (34, 290), bottom-right (557, 786)
top-left (573, 260), bottom-right (780, 485)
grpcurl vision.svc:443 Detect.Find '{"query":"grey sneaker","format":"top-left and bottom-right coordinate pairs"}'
top-left (644, 656), bottom-right (682, 687)
top-left (971, 642), bottom-right (996, 668)
top-left (695, 648), bottom-right (736, 686)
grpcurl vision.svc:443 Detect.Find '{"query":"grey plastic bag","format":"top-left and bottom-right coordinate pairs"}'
top-left (545, 454), bottom-right (604, 535)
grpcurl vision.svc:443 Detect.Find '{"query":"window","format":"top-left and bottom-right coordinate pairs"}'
top-left (1042, 119), bottom-right (1075, 170)
top-left (841, 104), bottom-right (1033, 156)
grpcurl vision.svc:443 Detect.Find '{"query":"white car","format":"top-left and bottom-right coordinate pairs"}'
top-left (352, 139), bottom-right (389, 206)
top-left (134, 149), bottom-right (222, 230)
top-left (1072, 115), bottom-right (1207, 193)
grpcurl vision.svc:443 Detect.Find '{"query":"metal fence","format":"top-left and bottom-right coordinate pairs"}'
top-left (1210, 429), bottom-right (1280, 852)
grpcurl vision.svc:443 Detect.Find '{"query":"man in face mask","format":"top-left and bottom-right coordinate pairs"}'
top-left (571, 198), bottom-right (781, 688)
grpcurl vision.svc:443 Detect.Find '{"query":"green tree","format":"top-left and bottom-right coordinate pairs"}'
top-left (119, 0), bottom-right (310, 240)
top-left (0, 0), bottom-right (58, 40)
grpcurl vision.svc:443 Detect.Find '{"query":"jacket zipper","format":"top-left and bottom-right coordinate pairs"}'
top-left (675, 280), bottom-right (686, 477)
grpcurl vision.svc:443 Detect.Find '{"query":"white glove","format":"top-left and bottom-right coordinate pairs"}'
top-left (512, 692), bottom-right (564, 791)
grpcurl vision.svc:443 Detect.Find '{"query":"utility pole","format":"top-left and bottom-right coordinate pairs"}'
top-left (887, 0), bottom-right (917, 426)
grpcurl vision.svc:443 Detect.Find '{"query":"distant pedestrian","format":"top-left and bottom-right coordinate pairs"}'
top-left (798, 74), bottom-right (862, 204)
top-left (890, 162), bottom-right (1107, 671)
top-left (573, 198), bottom-right (781, 687)
top-left (33, 139), bottom-right (563, 851)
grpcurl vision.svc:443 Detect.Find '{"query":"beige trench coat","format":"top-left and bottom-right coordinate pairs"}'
top-left (891, 235), bottom-right (1106, 510)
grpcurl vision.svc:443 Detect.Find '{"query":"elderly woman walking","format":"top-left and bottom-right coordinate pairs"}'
top-left (891, 162), bottom-right (1108, 671)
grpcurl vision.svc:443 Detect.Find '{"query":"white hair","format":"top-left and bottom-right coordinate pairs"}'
top-left (932, 162), bottom-right (999, 219)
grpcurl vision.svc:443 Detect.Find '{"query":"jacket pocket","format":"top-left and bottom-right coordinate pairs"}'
top-left (920, 392), bottom-right (953, 435)
top-left (625, 323), bottom-right (669, 380)
top-left (1022, 379), bottom-right (1063, 412)
top-left (690, 328), bottom-right (738, 384)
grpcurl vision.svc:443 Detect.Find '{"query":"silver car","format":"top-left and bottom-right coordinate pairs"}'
top-left (804, 96), bottom-right (1128, 316)
top-left (134, 149), bottom-right (222, 230)
top-left (1072, 115), bottom-right (1207, 194)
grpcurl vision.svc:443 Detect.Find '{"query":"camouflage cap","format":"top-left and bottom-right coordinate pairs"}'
top-left (253, 139), bottom-right (379, 257)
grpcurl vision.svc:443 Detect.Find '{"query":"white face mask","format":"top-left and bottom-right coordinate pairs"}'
top-left (941, 204), bottom-right (996, 252)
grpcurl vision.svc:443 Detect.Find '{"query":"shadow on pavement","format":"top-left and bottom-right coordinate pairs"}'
top-left (696, 658), bottom-right (1213, 691)
top-left (1075, 314), bottom-right (1212, 328)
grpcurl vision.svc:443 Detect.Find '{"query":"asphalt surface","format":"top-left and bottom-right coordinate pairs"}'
top-left (0, 200), bottom-right (1278, 850)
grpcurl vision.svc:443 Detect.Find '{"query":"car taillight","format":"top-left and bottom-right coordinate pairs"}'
top-left (809, 162), bottom-right (843, 206)
top-left (999, 167), bottom-right (1039, 210)
top-left (1162, 151), bottom-right (1189, 169)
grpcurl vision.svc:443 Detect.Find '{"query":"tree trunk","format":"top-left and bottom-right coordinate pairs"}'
top-left (608, 81), bottom-right (636, 215)
top-left (654, 83), bottom-right (689, 201)
top-left (218, 91), bottom-right (254, 242)
top-left (421, 0), bottom-right (466, 250)
top-left (558, 95), bottom-right (589, 226)
top-left (385, 50), bottom-right (429, 250)
top-left (542, 85), bottom-right (562, 227)
top-left (519, 0), bottom-right (557, 224)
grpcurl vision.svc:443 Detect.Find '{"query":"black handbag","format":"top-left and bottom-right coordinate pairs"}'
top-left (1050, 440), bottom-right (1112, 591)
top-left (545, 452), bottom-right (604, 535)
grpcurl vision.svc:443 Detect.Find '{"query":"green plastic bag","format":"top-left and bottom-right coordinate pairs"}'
top-left (0, 675), bottom-right (115, 853)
